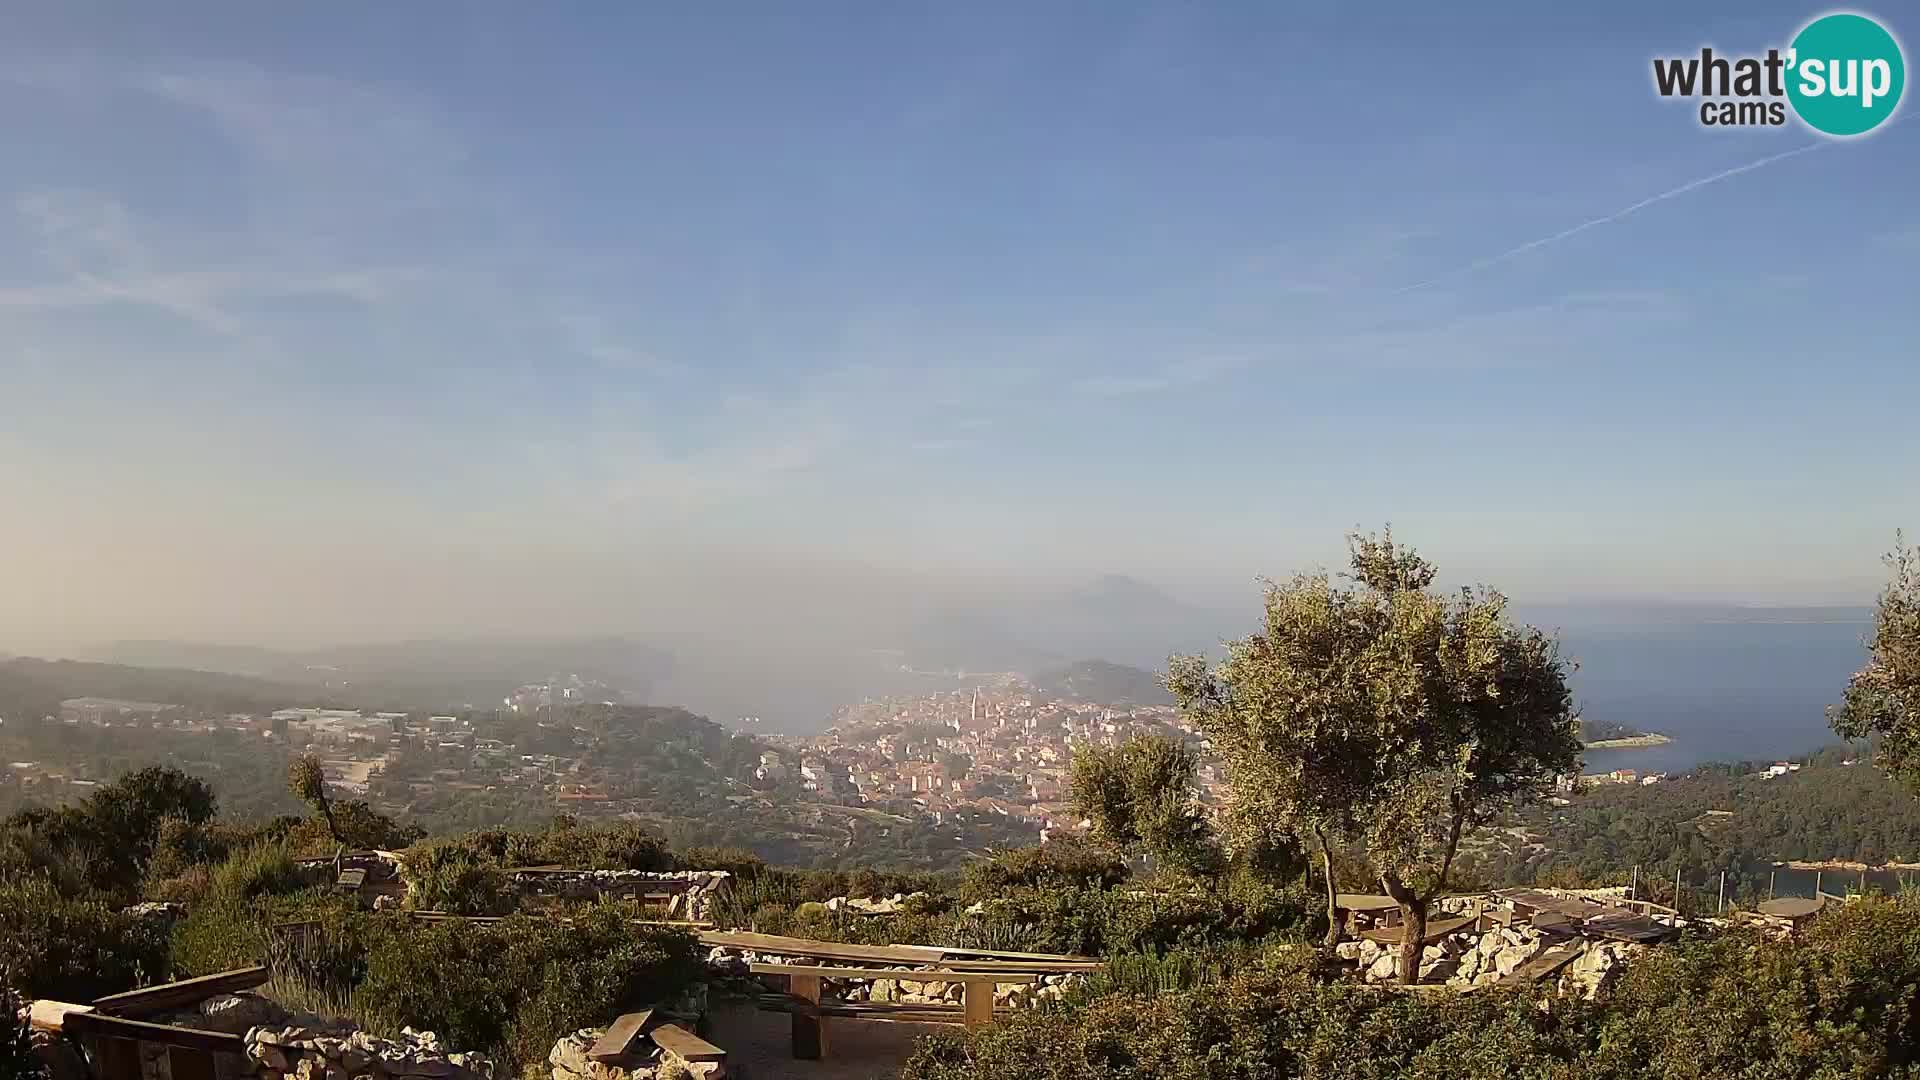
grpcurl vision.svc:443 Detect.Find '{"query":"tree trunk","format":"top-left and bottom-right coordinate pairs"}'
top-left (1380, 872), bottom-right (1425, 985)
top-left (1317, 832), bottom-right (1342, 946)
top-left (1397, 898), bottom-right (1428, 985)
top-left (318, 797), bottom-right (344, 847)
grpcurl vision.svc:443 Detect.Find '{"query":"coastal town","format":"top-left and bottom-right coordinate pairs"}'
top-left (3, 670), bottom-right (1736, 848)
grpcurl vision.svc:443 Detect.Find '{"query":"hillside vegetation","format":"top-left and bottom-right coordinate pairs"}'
top-left (1031, 660), bottom-right (1174, 705)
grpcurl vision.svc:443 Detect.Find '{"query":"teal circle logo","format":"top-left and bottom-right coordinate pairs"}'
top-left (1787, 12), bottom-right (1905, 136)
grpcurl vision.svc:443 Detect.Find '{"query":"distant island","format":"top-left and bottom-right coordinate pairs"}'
top-left (1580, 718), bottom-right (1673, 749)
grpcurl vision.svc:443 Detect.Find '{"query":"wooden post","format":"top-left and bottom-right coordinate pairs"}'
top-left (1674, 865), bottom-right (1683, 915)
top-left (788, 973), bottom-right (828, 1060)
top-left (1769, 870), bottom-right (1776, 899)
top-left (1630, 865), bottom-right (1638, 901)
top-left (168, 1046), bottom-right (218, 1080)
top-left (962, 982), bottom-right (994, 1031)
top-left (1816, 870), bottom-right (1823, 897)
top-left (1718, 872), bottom-right (1726, 913)
top-left (93, 1036), bottom-right (141, 1080)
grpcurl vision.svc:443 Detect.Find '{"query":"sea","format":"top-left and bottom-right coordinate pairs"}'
top-left (1559, 617), bottom-right (1871, 776)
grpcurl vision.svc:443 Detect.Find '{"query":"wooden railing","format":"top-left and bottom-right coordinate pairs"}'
top-left (30, 967), bottom-right (267, 1080)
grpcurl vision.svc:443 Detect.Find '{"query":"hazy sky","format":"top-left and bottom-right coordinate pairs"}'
top-left (2, 2), bottom-right (1915, 650)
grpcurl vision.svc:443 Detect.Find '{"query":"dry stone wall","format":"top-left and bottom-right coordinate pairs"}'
top-left (513, 871), bottom-right (730, 921)
top-left (1333, 922), bottom-right (1645, 997)
top-left (241, 1024), bottom-right (496, 1080)
top-left (706, 947), bottom-right (1086, 1008)
top-left (819, 892), bottom-right (929, 916)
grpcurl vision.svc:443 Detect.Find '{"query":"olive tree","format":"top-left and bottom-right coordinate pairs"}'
top-left (288, 753), bottom-right (345, 847)
top-left (1068, 735), bottom-right (1218, 876)
top-left (1832, 535), bottom-right (1920, 790)
top-left (1168, 530), bottom-right (1580, 982)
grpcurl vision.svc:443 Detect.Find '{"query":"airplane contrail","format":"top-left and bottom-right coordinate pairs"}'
top-left (1396, 141), bottom-right (1829, 293)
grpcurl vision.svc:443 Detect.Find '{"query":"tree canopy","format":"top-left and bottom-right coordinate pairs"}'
top-left (1067, 734), bottom-right (1217, 876)
top-left (1168, 529), bottom-right (1581, 980)
top-left (1832, 535), bottom-right (1920, 792)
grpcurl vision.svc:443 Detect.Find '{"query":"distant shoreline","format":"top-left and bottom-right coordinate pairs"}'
top-left (1583, 733), bottom-right (1674, 750)
top-left (1776, 859), bottom-right (1920, 872)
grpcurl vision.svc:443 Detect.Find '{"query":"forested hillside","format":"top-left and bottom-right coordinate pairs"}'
top-left (1464, 746), bottom-right (1920, 901)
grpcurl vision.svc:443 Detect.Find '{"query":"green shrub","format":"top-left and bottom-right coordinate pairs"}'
top-left (170, 887), bottom-right (357, 978)
top-left (448, 819), bottom-right (672, 872)
top-left (958, 840), bottom-right (1129, 902)
top-left (401, 842), bottom-right (515, 915)
top-left (354, 906), bottom-right (703, 1072)
top-left (904, 896), bottom-right (1920, 1080)
top-left (168, 898), bottom-right (266, 978)
top-left (210, 841), bottom-right (307, 901)
top-left (0, 876), bottom-right (169, 1000)
top-left (0, 976), bottom-right (46, 1080)
top-left (671, 845), bottom-right (766, 877)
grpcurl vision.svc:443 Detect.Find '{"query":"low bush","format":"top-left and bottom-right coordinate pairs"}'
top-left (0, 876), bottom-right (169, 1000)
top-left (169, 886), bottom-right (354, 978)
top-left (354, 905), bottom-right (704, 1072)
top-left (446, 818), bottom-right (672, 872)
top-left (904, 895), bottom-right (1920, 1080)
top-left (401, 842), bottom-right (514, 915)
top-left (958, 839), bottom-right (1129, 901)
top-left (211, 841), bottom-right (308, 901)
top-left (0, 976), bottom-right (45, 1080)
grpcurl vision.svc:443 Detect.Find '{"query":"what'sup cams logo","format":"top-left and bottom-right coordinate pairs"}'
top-left (1653, 11), bottom-right (1905, 136)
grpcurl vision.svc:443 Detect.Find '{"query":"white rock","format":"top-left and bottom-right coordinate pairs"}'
top-left (1366, 952), bottom-right (1399, 982)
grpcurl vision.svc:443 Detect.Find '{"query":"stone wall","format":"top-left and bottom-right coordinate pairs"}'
top-left (1333, 923), bottom-right (1644, 997)
top-left (241, 1024), bottom-right (496, 1080)
top-left (513, 871), bottom-right (731, 922)
top-left (818, 892), bottom-right (929, 916)
top-left (706, 947), bottom-right (1086, 1008)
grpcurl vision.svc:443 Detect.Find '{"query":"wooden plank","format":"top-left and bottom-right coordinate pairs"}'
top-left (67, 1013), bottom-right (247, 1055)
top-left (1358, 915), bottom-right (1476, 946)
top-left (699, 930), bottom-right (946, 965)
top-left (757, 997), bottom-right (966, 1025)
top-left (1334, 893), bottom-right (1402, 912)
top-left (92, 1035), bottom-right (141, 1080)
top-left (337, 868), bottom-right (367, 889)
top-left (787, 974), bottom-right (828, 1060)
top-left (961, 982), bottom-right (994, 1031)
top-left (406, 911), bottom-right (711, 929)
top-left (28, 1001), bottom-right (93, 1033)
top-left (930, 960), bottom-right (1104, 973)
top-left (648, 1024), bottom-right (726, 1063)
top-left (1498, 940), bottom-right (1586, 987)
top-left (748, 963), bottom-right (1036, 984)
top-left (930, 946), bottom-right (1100, 963)
top-left (1582, 911), bottom-right (1675, 943)
top-left (587, 1010), bottom-right (655, 1062)
top-left (91, 968), bottom-right (270, 1018)
top-left (168, 1046), bottom-right (219, 1080)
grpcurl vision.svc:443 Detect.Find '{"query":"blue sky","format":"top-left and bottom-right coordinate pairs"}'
top-left (1, 2), bottom-right (1915, 646)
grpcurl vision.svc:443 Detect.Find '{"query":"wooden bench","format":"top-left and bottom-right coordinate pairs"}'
top-left (702, 930), bottom-right (1101, 1060)
top-left (587, 1009), bottom-right (657, 1061)
top-left (1497, 939), bottom-right (1587, 987)
top-left (749, 964), bottom-right (1039, 1058)
top-left (90, 967), bottom-right (269, 1019)
top-left (32, 968), bottom-right (268, 1080)
top-left (1358, 915), bottom-right (1478, 946)
top-left (586, 1011), bottom-right (726, 1076)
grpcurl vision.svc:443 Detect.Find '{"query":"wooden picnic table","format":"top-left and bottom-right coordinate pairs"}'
top-left (703, 930), bottom-right (1100, 1061)
top-left (1358, 915), bottom-right (1478, 946)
